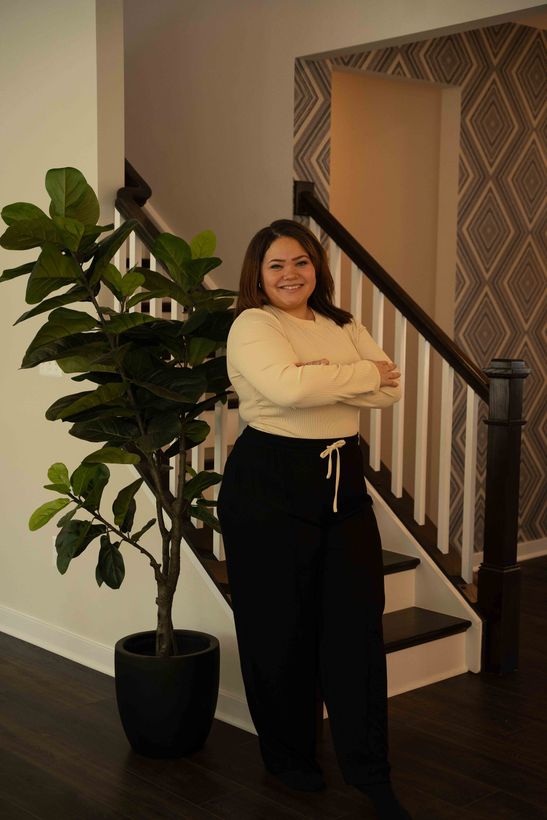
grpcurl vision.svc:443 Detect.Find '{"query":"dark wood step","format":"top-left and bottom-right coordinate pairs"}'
top-left (383, 606), bottom-right (472, 653)
top-left (202, 549), bottom-right (420, 592)
top-left (382, 549), bottom-right (420, 575)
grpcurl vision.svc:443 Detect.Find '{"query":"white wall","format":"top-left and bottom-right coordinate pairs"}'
top-left (123, 0), bottom-right (545, 286)
top-left (0, 1), bottom-right (249, 729)
top-left (0, 0), bottom-right (130, 646)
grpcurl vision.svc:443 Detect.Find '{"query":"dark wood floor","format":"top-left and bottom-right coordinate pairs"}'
top-left (1, 556), bottom-right (546, 820)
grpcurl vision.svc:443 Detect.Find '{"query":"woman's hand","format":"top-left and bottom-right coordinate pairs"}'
top-left (371, 360), bottom-right (401, 387)
top-left (295, 358), bottom-right (330, 367)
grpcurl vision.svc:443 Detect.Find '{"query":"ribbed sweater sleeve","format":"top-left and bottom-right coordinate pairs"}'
top-left (227, 309), bottom-right (381, 408)
top-left (342, 319), bottom-right (403, 409)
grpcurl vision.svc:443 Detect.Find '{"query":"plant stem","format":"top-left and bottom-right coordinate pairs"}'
top-left (72, 252), bottom-right (172, 518)
top-left (69, 494), bottom-right (163, 579)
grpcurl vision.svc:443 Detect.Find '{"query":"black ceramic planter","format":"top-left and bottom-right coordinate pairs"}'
top-left (114, 629), bottom-right (220, 758)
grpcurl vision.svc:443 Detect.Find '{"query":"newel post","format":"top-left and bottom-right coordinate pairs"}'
top-left (478, 358), bottom-right (530, 674)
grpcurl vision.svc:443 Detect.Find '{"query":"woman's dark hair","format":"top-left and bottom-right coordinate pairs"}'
top-left (235, 219), bottom-right (353, 327)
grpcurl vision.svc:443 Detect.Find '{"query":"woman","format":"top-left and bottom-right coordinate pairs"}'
top-left (217, 219), bottom-right (411, 819)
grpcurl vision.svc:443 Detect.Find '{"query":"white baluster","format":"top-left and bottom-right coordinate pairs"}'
top-left (148, 252), bottom-right (161, 318)
top-left (128, 234), bottom-right (142, 313)
top-left (391, 311), bottom-right (407, 497)
top-left (329, 240), bottom-right (341, 307)
top-left (369, 286), bottom-right (384, 471)
top-left (462, 386), bottom-right (479, 583)
top-left (414, 335), bottom-right (430, 524)
top-left (309, 217), bottom-right (321, 243)
top-left (350, 262), bottom-right (363, 322)
top-left (128, 231), bottom-right (137, 270)
top-left (191, 422), bottom-right (206, 529)
top-left (437, 360), bottom-right (454, 553)
top-left (213, 392), bottom-right (228, 561)
top-left (112, 209), bottom-right (123, 312)
top-left (170, 453), bottom-right (178, 498)
top-left (113, 208), bottom-right (122, 270)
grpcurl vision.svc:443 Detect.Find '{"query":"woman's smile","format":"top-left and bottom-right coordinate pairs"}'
top-left (261, 236), bottom-right (316, 318)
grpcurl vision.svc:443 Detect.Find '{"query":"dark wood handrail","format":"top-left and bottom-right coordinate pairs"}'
top-left (115, 159), bottom-right (162, 250)
top-left (294, 182), bottom-right (489, 402)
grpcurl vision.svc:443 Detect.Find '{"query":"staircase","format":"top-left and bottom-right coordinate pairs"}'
top-left (113, 161), bottom-right (528, 726)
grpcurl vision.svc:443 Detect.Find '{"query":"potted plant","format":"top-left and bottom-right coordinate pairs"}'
top-left (0, 167), bottom-right (237, 758)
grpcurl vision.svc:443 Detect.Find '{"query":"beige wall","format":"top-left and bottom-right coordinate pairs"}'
top-left (0, 1), bottom-right (245, 714)
top-left (123, 0), bottom-right (545, 286)
top-left (330, 69), bottom-right (459, 523)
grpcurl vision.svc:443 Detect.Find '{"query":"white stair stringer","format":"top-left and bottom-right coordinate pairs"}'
top-left (368, 484), bottom-right (482, 682)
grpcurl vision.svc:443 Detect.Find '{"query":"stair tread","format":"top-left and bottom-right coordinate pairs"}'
top-left (382, 549), bottom-right (420, 574)
top-left (383, 606), bottom-right (472, 653)
top-left (202, 549), bottom-right (419, 587)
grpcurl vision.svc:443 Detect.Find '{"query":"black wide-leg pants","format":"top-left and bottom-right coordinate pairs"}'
top-left (217, 425), bottom-right (391, 785)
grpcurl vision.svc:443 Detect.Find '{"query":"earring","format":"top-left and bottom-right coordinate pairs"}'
top-left (258, 282), bottom-right (262, 289)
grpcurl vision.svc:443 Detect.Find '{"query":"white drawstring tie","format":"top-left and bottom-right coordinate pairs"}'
top-left (320, 439), bottom-right (346, 512)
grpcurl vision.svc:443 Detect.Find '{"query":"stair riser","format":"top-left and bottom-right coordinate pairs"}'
top-left (384, 570), bottom-right (415, 613)
top-left (386, 632), bottom-right (467, 697)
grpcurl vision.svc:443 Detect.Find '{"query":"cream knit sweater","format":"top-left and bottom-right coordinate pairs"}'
top-left (226, 304), bottom-right (402, 439)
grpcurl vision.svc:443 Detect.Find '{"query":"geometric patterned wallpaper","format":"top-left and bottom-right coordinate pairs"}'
top-left (294, 23), bottom-right (546, 546)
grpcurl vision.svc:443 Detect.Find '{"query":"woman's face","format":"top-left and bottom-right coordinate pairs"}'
top-left (260, 236), bottom-right (316, 316)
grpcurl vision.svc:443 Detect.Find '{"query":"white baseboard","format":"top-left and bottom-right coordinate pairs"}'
top-left (0, 603), bottom-right (114, 675)
top-left (473, 537), bottom-right (547, 570)
top-left (0, 602), bottom-right (255, 734)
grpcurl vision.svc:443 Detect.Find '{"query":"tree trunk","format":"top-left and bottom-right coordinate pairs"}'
top-left (155, 582), bottom-right (176, 656)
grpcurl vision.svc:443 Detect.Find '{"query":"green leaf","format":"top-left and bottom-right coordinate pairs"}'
top-left (97, 535), bottom-right (125, 589)
top-left (190, 230), bottom-right (216, 259)
top-left (184, 257), bottom-right (222, 288)
top-left (52, 216), bottom-right (86, 252)
top-left (1, 202), bottom-right (49, 225)
top-left (101, 263), bottom-right (123, 299)
top-left (46, 167), bottom-right (100, 225)
top-left (191, 287), bottom-right (238, 303)
top-left (25, 244), bottom-right (81, 304)
top-left (69, 418), bottom-right (139, 444)
top-left (187, 336), bottom-right (219, 366)
top-left (83, 447), bottom-right (140, 465)
top-left (29, 498), bottom-right (71, 531)
top-left (112, 478), bottom-right (143, 527)
top-left (55, 519), bottom-right (105, 574)
top-left (120, 271), bottom-right (145, 298)
top-left (0, 261), bottom-right (35, 284)
top-left (22, 307), bottom-right (97, 366)
top-left (152, 233), bottom-right (192, 285)
top-left (57, 506), bottom-right (79, 528)
top-left (43, 483), bottom-right (71, 494)
top-left (132, 364), bottom-right (207, 404)
top-left (47, 382), bottom-right (127, 421)
top-left (103, 313), bottom-right (155, 334)
top-left (0, 217), bottom-right (61, 251)
top-left (47, 463), bottom-right (70, 490)
top-left (14, 286), bottom-right (88, 325)
top-left (183, 470), bottom-right (222, 501)
top-left (88, 220), bottom-right (137, 283)
top-left (136, 267), bottom-right (188, 303)
top-left (189, 503), bottom-right (221, 532)
top-left (70, 463), bottom-right (110, 512)
top-left (193, 354), bottom-right (230, 395)
top-left (184, 419), bottom-right (210, 445)
top-left (132, 518), bottom-right (156, 541)
top-left (55, 342), bottom-right (115, 374)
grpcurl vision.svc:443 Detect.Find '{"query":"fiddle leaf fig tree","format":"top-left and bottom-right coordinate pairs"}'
top-left (1, 167), bottom-right (237, 657)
